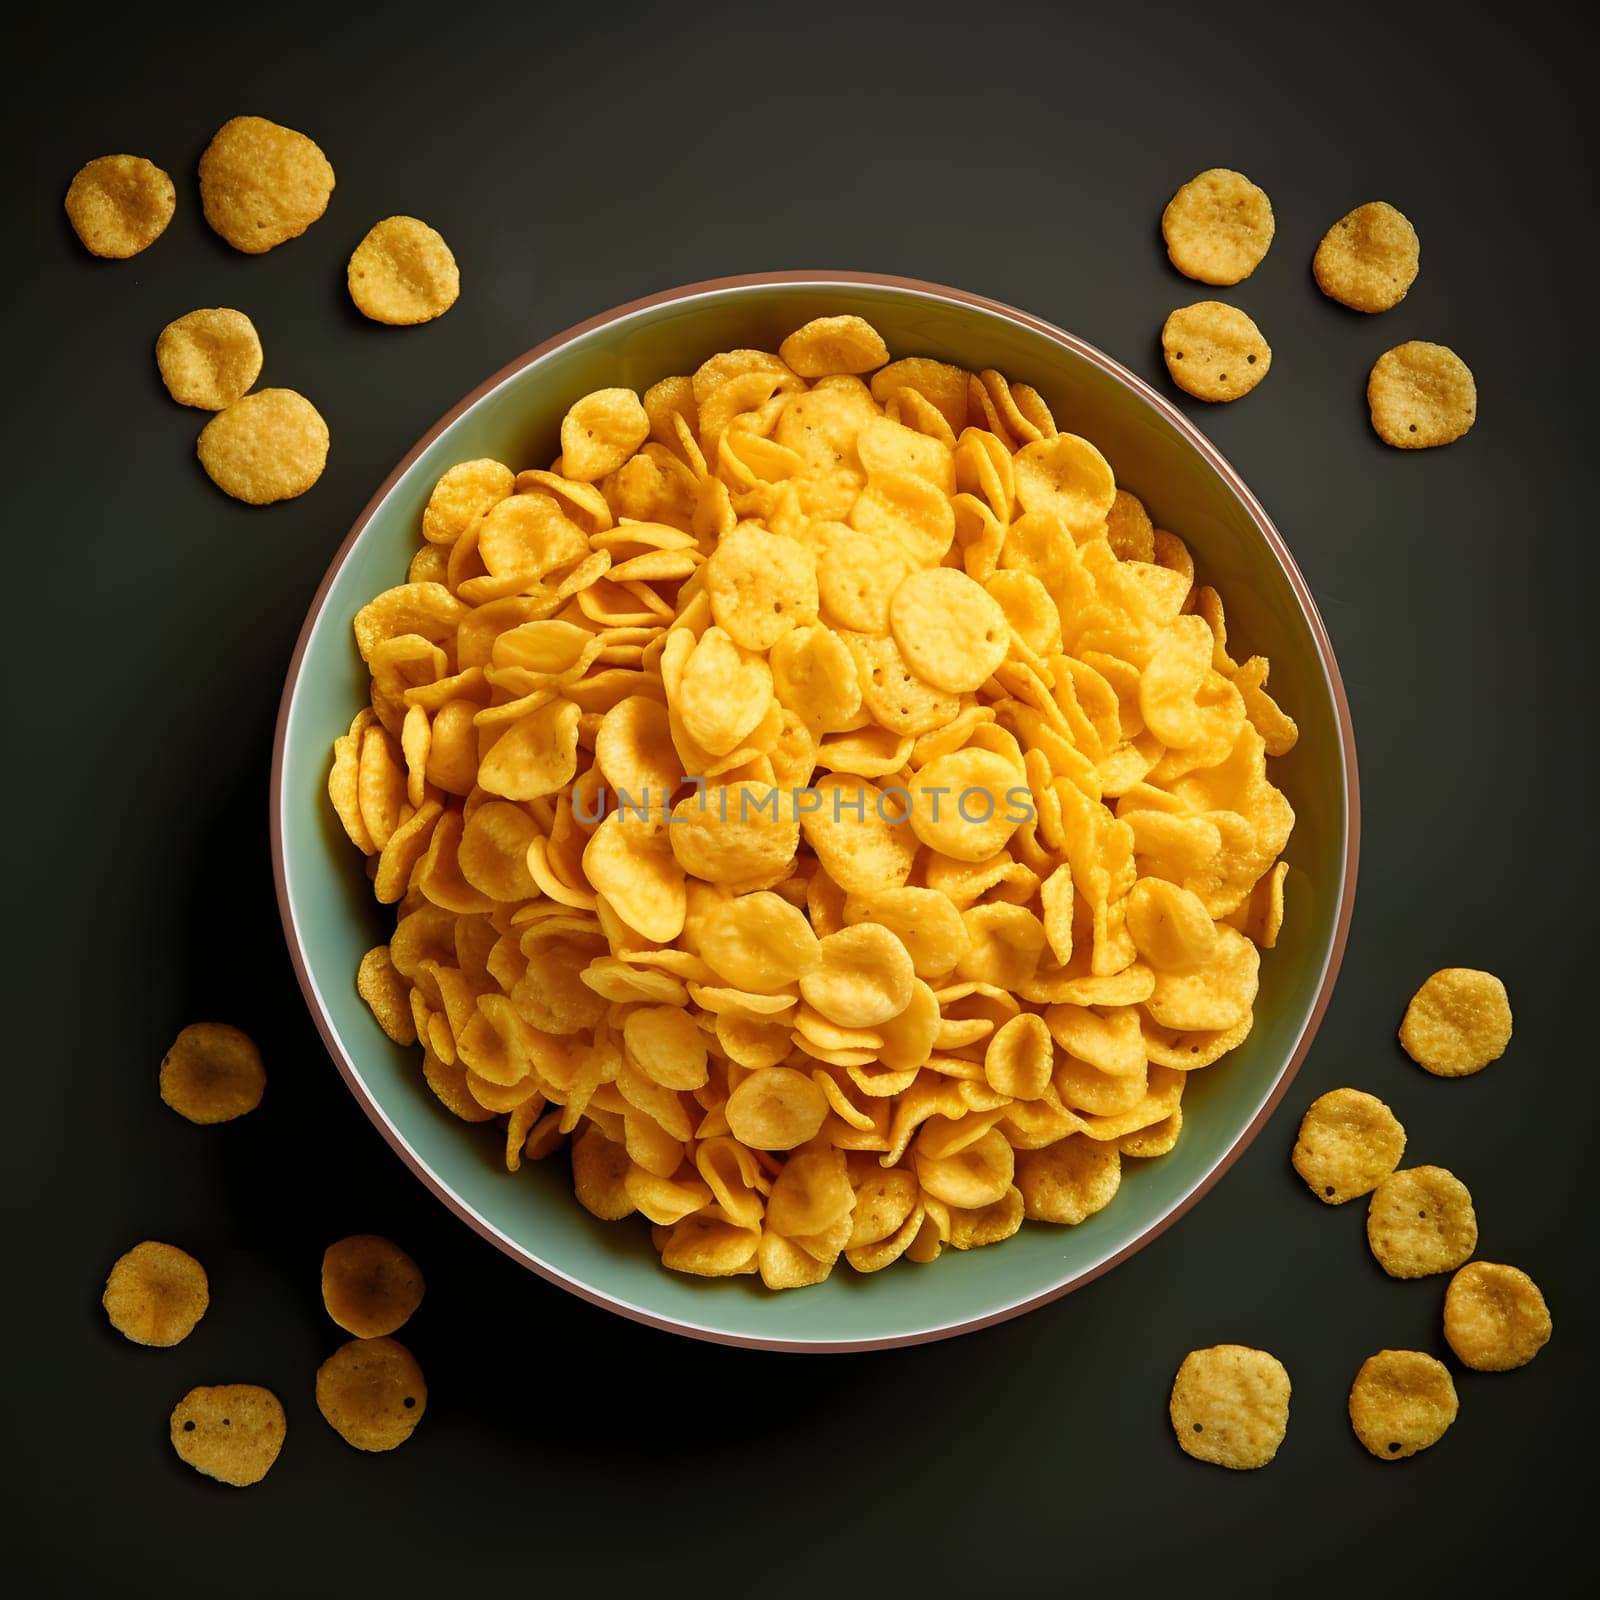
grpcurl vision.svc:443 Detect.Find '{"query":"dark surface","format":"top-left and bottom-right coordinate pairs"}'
top-left (8, 2), bottom-right (1592, 1592)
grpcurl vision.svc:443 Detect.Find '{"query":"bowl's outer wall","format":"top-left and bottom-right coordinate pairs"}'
top-left (278, 278), bottom-right (1353, 1348)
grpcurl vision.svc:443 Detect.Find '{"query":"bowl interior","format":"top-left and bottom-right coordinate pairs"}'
top-left (277, 278), bottom-right (1352, 1348)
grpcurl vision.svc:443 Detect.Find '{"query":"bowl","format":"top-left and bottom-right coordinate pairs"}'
top-left (273, 271), bottom-right (1358, 1351)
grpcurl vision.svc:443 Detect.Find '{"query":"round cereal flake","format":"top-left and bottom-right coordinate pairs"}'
top-left (321, 1235), bottom-right (425, 1339)
top-left (888, 566), bottom-right (1010, 693)
top-left (1368, 342), bottom-right (1476, 449)
top-left (348, 216), bottom-right (460, 325)
top-left (1443, 1261), bottom-right (1552, 1371)
top-left (1291, 1087), bottom-right (1406, 1204)
top-left (199, 115), bottom-right (334, 253)
top-left (1162, 302), bottom-right (1272, 403)
top-left (198, 388), bottom-right (329, 504)
top-left (1106, 488), bottom-right (1155, 562)
top-left (1348, 1350), bottom-right (1457, 1460)
top-left (1015, 1136), bottom-right (1121, 1224)
top-left (1161, 168), bottom-right (1275, 285)
top-left (159, 1022), bottom-right (265, 1123)
top-left (65, 154), bottom-right (174, 258)
top-left (1169, 1344), bottom-right (1290, 1470)
top-left (1313, 201), bottom-right (1420, 313)
top-left (156, 308), bottom-right (263, 410)
top-left (1367, 1165), bottom-right (1477, 1279)
top-left (560, 388), bottom-right (650, 483)
top-left (779, 315), bottom-right (889, 378)
top-left (1399, 966), bottom-right (1510, 1076)
top-left (103, 1241), bottom-right (209, 1347)
top-left (171, 1384), bottom-right (286, 1486)
top-left (316, 1336), bottom-right (427, 1452)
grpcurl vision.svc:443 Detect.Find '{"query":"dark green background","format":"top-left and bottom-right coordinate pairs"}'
top-left (9, 2), bottom-right (1591, 1592)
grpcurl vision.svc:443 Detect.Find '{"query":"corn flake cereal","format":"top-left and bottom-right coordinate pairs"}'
top-left (321, 1235), bottom-right (425, 1338)
top-left (423, 459), bottom-right (514, 544)
top-left (1106, 489), bottom-right (1155, 563)
top-left (198, 388), bottom-right (329, 504)
top-left (156, 308), bottom-right (263, 410)
top-left (65, 154), bottom-right (175, 258)
top-left (160, 1022), bottom-right (265, 1124)
top-left (1169, 1345), bottom-right (1290, 1470)
top-left (561, 387), bottom-right (650, 482)
top-left (1367, 1165), bottom-right (1477, 1279)
top-left (1162, 168), bottom-right (1275, 285)
top-left (780, 315), bottom-right (890, 377)
top-left (199, 115), bottom-right (334, 253)
top-left (327, 313), bottom-right (1299, 1288)
top-left (316, 1336), bottom-right (427, 1452)
top-left (348, 216), bottom-right (460, 325)
top-left (103, 1241), bottom-right (209, 1347)
top-left (1163, 303), bottom-right (1272, 403)
top-left (1443, 1261), bottom-right (1552, 1372)
top-left (171, 1385), bottom-right (286, 1486)
top-left (1291, 1088), bottom-right (1405, 1204)
top-left (1314, 201), bottom-right (1420, 313)
top-left (358, 945), bottom-right (419, 1044)
top-left (1016, 1136), bottom-right (1121, 1224)
top-left (1368, 342), bottom-right (1476, 448)
top-left (1348, 1350), bottom-right (1457, 1460)
top-left (1399, 967), bottom-right (1511, 1076)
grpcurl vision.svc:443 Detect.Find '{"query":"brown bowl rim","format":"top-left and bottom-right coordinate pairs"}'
top-left (271, 269), bottom-right (1360, 1351)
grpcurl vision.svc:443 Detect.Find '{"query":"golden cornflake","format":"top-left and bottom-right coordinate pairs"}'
top-left (357, 945), bottom-right (418, 1044)
top-left (159, 1022), bottom-right (265, 1124)
top-left (889, 566), bottom-right (1010, 693)
top-left (1443, 1261), bottom-right (1553, 1371)
top-left (779, 315), bottom-right (889, 377)
top-left (1313, 201), bottom-right (1420, 313)
top-left (315, 1336), bottom-right (427, 1452)
top-left (1169, 1345), bottom-right (1290, 1470)
top-left (65, 154), bottom-right (174, 258)
top-left (1348, 1350), bottom-right (1457, 1460)
top-left (198, 388), bottom-right (329, 504)
top-left (1367, 1165), bottom-right (1478, 1279)
top-left (1291, 1088), bottom-right (1405, 1204)
top-left (1399, 967), bottom-right (1511, 1076)
top-left (561, 387), bottom-right (650, 482)
top-left (103, 1241), bottom-right (208, 1347)
top-left (1106, 488), bottom-right (1155, 562)
top-left (171, 1385), bottom-right (286, 1486)
top-left (199, 115), bottom-right (334, 253)
top-left (1368, 342), bottom-right (1476, 448)
top-left (1161, 168), bottom-right (1275, 285)
top-left (348, 216), bottom-right (460, 325)
top-left (1162, 302), bottom-right (1272, 402)
top-left (321, 1235), bottom-right (425, 1339)
top-left (1015, 1136), bottom-right (1121, 1224)
top-left (156, 308), bottom-right (263, 410)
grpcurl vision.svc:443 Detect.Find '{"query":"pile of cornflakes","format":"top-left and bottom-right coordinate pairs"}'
top-left (331, 313), bottom-right (1297, 1289)
top-left (67, 116), bottom-right (459, 508)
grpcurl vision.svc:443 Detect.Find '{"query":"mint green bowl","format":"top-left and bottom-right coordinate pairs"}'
top-left (273, 273), bottom-right (1358, 1350)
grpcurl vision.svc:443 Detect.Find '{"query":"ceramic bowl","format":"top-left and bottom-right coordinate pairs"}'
top-left (273, 272), bottom-right (1358, 1350)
